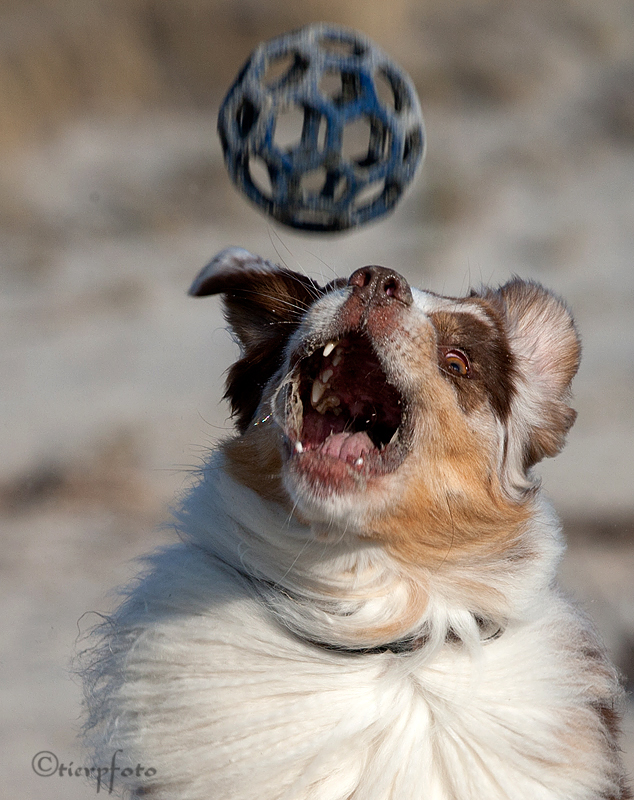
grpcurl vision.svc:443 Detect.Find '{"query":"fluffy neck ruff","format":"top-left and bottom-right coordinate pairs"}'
top-left (174, 451), bottom-right (563, 655)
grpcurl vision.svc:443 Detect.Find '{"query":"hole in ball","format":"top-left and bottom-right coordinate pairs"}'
top-left (317, 116), bottom-right (327, 151)
top-left (319, 70), bottom-right (361, 106)
top-left (329, 173), bottom-right (348, 202)
top-left (247, 156), bottom-right (273, 199)
top-left (264, 53), bottom-right (295, 85)
top-left (340, 71), bottom-right (362, 104)
top-left (353, 178), bottom-right (386, 210)
top-left (342, 117), bottom-right (373, 163)
top-left (375, 67), bottom-right (411, 113)
top-left (301, 107), bottom-right (326, 151)
top-left (293, 208), bottom-right (341, 230)
top-left (300, 167), bottom-right (328, 198)
top-left (263, 52), bottom-right (309, 87)
top-left (236, 98), bottom-right (258, 138)
top-left (366, 119), bottom-right (392, 167)
top-left (318, 70), bottom-right (341, 101)
top-left (375, 69), bottom-right (396, 110)
top-left (403, 128), bottom-right (423, 163)
top-left (343, 117), bottom-right (391, 167)
top-left (274, 104), bottom-right (306, 150)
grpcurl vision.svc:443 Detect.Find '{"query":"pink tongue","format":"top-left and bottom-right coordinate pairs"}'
top-left (319, 431), bottom-right (374, 461)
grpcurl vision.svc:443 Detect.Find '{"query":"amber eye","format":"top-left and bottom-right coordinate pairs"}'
top-left (442, 349), bottom-right (471, 377)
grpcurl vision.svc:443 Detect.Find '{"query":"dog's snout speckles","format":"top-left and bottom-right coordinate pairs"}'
top-left (348, 266), bottom-right (413, 307)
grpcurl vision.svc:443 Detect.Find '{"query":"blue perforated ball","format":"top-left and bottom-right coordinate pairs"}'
top-left (217, 23), bottom-right (425, 232)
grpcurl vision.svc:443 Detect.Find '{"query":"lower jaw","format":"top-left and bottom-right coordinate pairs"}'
top-left (288, 452), bottom-right (365, 498)
top-left (284, 445), bottom-right (404, 502)
top-left (282, 465), bottom-right (368, 527)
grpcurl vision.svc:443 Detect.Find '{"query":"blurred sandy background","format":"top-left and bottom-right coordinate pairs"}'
top-left (0, 0), bottom-right (632, 795)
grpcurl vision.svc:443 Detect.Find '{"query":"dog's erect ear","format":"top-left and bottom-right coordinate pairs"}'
top-left (190, 248), bottom-right (324, 432)
top-left (487, 278), bottom-right (581, 468)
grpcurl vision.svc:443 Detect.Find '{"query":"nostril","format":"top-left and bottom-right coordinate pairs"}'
top-left (383, 278), bottom-right (398, 297)
top-left (348, 268), bottom-right (374, 289)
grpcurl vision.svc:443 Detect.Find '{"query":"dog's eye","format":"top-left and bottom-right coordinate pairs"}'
top-left (442, 349), bottom-right (471, 377)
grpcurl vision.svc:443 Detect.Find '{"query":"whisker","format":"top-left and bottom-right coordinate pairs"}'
top-left (224, 287), bottom-right (312, 316)
top-left (303, 247), bottom-right (339, 282)
top-left (280, 272), bottom-right (324, 301)
top-left (268, 228), bottom-right (296, 274)
top-left (277, 535), bottom-right (314, 584)
top-left (267, 231), bottom-right (325, 302)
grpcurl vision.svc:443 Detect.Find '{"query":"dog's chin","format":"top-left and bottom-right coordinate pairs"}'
top-left (281, 460), bottom-right (407, 528)
top-left (278, 330), bottom-right (412, 525)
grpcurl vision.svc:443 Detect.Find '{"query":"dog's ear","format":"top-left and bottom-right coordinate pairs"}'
top-left (190, 248), bottom-right (324, 432)
top-left (489, 278), bottom-right (581, 468)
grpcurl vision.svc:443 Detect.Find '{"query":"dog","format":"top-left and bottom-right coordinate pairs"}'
top-left (82, 248), bottom-right (629, 799)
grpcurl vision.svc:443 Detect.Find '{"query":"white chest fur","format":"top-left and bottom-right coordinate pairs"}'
top-left (85, 515), bottom-right (621, 800)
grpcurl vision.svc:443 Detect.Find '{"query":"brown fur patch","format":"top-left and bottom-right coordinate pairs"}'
top-left (429, 306), bottom-right (517, 420)
top-left (194, 264), bottom-right (324, 432)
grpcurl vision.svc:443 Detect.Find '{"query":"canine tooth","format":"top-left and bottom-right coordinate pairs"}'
top-left (311, 379), bottom-right (326, 406)
top-left (320, 368), bottom-right (333, 384)
top-left (355, 457), bottom-right (364, 467)
top-left (295, 441), bottom-right (304, 453)
top-left (323, 342), bottom-right (336, 357)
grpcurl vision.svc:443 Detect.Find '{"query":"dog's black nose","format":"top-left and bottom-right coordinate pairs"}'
top-left (348, 266), bottom-right (413, 306)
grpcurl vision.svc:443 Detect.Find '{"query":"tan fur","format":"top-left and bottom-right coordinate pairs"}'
top-left (223, 421), bottom-right (290, 510)
top-left (366, 326), bottom-right (530, 565)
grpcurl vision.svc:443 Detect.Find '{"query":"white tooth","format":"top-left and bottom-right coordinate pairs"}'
top-left (320, 368), bottom-right (333, 384)
top-left (389, 430), bottom-right (399, 444)
top-left (311, 379), bottom-right (326, 406)
top-left (355, 457), bottom-right (364, 467)
top-left (295, 441), bottom-right (304, 453)
top-left (323, 342), bottom-right (336, 357)
top-left (332, 348), bottom-right (344, 366)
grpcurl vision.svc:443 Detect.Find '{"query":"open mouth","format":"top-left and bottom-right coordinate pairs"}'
top-left (284, 332), bottom-right (409, 484)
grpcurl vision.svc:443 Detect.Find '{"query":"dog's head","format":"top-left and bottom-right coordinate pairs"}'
top-left (191, 248), bottom-right (579, 562)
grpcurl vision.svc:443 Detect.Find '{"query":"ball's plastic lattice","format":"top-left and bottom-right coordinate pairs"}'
top-left (218, 23), bottom-right (425, 232)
